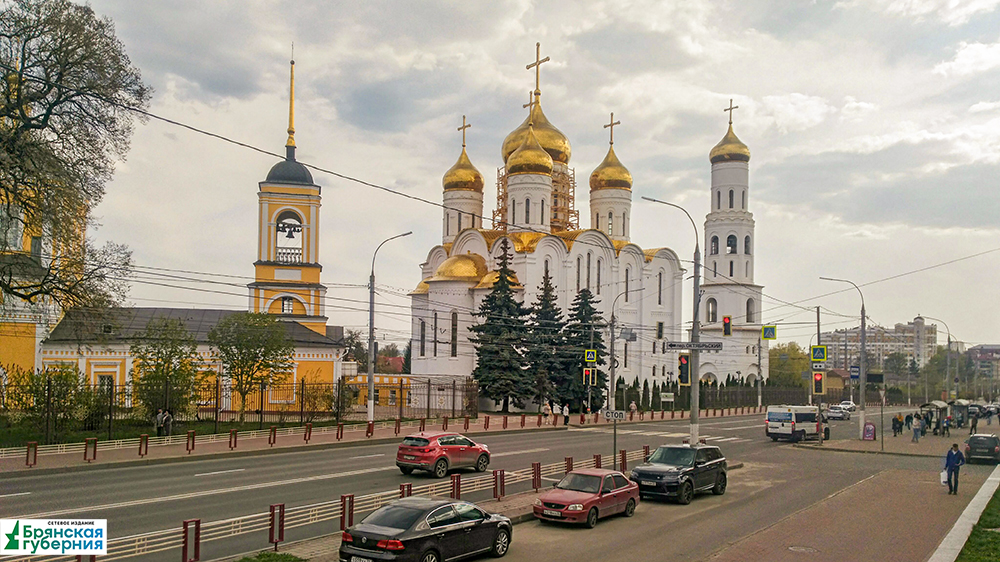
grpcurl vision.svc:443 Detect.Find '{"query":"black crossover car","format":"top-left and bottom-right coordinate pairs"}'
top-left (966, 434), bottom-right (1000, 464)
top-left (339, 497), bottom-right (512, 562)
top-left (629, 444), bottom-right (727, 505)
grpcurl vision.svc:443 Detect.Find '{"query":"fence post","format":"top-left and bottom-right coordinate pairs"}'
top-left (395, 418), bottom-right (401, 435)
top-left (340, 494), bottom-right (355, 530)
top-left (451, 380), bottom-right (457, 419)
top-left (426, 379), bottom-right (431, 420)
top-left (229, 429), bottom-right (238, 450)
top-left (503, 415), bottom-right (508, 429)
top-left (399, 483), bottom-right (413, 498)
top-left (593, 453), bottom-right (601, 469)
top-left (399, 378), bottom-right (404, 421)
top-left (214, 379), bottom-right (221, 435)
top-left (521, 413), bottom-right (526, 428)
top-left (464, 416), bottom-right (470, 431)
top-left (442, 416), bottom-right (448, 431)
top-left (267, 426), bottom-right (277, 447)
top-left (531, 462), bottom-right (541, 491)
top-left (269, 503), bottom-right (285, 551)
top-left (25, 442), bottom-right (37, 467)
top-left (619, 449), bottom-right (628, 472)
top-left (138, 434), bottom-right (148, 458)
top-left (83, 438), bottom-right (97, 463)
top-left (304, 422), bottom-right (312, 443)
top-left (107, 380), bottom-right (114, 441)
top-left (366, 421), bottom-right (374, 438)
top-left (643, 445), bottom-right (650, 462)
top-left (493, 469), bottom-right (506, 500)
top-left (259, 382), bottom-right (266, 430)
top-left (186, 430), bottom-right (196, 454)
top-left (450, 474), bottom-right (461, 499)
top-left (299, 379), bottom-right (306, 426)
top-left (483, 415), bottom-right (489, 430)
top-left (337, 423), bottom-right (344, 440)
top-left (182, 519), bottom-right (201, 562)
top-left (564, 456), bottom-right (573, 474)
top-left (44, 375), bottom-right (52, 445)
top-left (74, 556), bottom-right (96, 562)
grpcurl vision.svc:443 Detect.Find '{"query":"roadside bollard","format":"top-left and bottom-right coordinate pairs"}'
top-left (366, 421), bottom-right (374, 438)
top-left (531, 462), bottom-right (541, 491)
top-left (493, 469), bottom-right (506, 500)
top-left (537, 414), bottom-right (542, 427)
top-left (336, 423), bottom-right (344, 441)
top-left (503, 416), bottom-right (508, 429)
top-left (671, 410), bottom-right (675, 419)
top-left (661, 411), bottom-right (665, 420)
top-left (138, 434), bottom-right (148, 458)
top-left (187, 430), bottom-right (197, 453)
top-left (304, 423), bottom-right (313, 443)
top-left (520, 414), bottom-right (525, 428)
top-left (450, 474), bottom-right (461, 499)
top-left (639, 411), bottom-right (644, 420)
top-left (593, 454), bottom-right (601, 469)
top-left (681, 410), bottom-right (685, 418)
top-left (394, 418), bottom-right (401, 435)
top-left (464, 416), bottom-right (470, 431)
top-left (593, 412), bottom-right (599, 424)
top-left (340, 494), bottom-right (355, 530)
top-left (75, 556), bottom-right (96, 562)
top-left (229, 429), bottom-right (238, 450)
top-left (83, 438), bottom-right (97, 463)
top-left (643, 445), bottom-right (650, 462)
top-left (269, 503), bottom-right (285, 551)
top-left (419, 418), bottom-right (426, 432)
top-left (25, 441), bottom-right (37, 467)
top-left (484, 415), bottom-right (490, 430)
top-left (399, 483), bottom-right (412, 498)
top-left (182, 519), bottom-right (201, 562)
top-left (564, 457), bottom-right (573, 474)
top-left (629, 411), bottom-right (634, 421)
top-left (442, 416), bottom-right (448, 431)
top-left (619, 449), bottom-right (628, 472)
top-left (579, 413), bottom-right (585, 425)
top-left (268, 426), bottom-right (277, 447)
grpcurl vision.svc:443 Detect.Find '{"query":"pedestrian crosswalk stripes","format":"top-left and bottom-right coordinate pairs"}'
top-left (569, 427), bottom-right (751, 443)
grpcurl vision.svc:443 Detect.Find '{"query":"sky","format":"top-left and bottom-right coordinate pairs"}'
top-left (83, 0), bottom-right (1000, 351)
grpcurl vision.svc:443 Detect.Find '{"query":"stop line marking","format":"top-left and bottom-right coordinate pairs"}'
top-left (492, 448), bottom-right (549, 458)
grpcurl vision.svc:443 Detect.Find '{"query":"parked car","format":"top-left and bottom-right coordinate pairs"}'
top-left (840, 400), bottom-right (858, 412)
top-left (532, 469), bottom-right (638, 528)
top-left (396, 432), bottom-right (490, 478)
top-left (827, 405), bottom-right (851, 421)
top-left (340, 497), bottom-right (511, 562)
top-left (966, 434), bottom-right (1000, 464)
top-left (630, 444), bottom-right (727, 505)
top-left (766, 405), bottom-right (830, 442)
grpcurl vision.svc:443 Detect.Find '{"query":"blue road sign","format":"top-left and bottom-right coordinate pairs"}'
top-left (585, 349), bottom-right (597, 363)
top-left (850, 365), bottom-right (860, 379)
top-left (810, 345), bottom-right (828, 362)
top-left (761, 325), bottom-right (777, 340)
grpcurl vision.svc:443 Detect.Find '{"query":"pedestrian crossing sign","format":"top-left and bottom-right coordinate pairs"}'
top-left (585, 349), bottom-right (597, 362)
top-left (583, 368), bottom-right (596, 386)
top-left (761, 325), bottom-right (777, 340)
top-left (811, 345), bottom-right (827, 362)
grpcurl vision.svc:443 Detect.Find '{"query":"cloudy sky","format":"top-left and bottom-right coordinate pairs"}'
top-left (85, 0), bottom-right (1000, 350)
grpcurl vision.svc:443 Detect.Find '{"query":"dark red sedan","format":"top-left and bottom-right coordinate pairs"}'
top-left (395, 431), bottom-right (491, 478)
top-left (532, 468), bottom-right (639, 528)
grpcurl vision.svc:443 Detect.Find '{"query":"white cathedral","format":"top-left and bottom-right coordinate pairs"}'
top-left (409, 62), bottom-right (768, 396)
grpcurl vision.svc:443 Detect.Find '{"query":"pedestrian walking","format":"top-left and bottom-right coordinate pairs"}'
top-left (912, 414), bottom-right (921, 443)
top-left (563, 403), bottom-right (570, 426)
top-left (629, 400), bottom-right (638, 415)
top-left (944, 443), bottom-right (966, 495)
top-left (943, 416), bottom-right (951, 437)
top-left (987, 411), bottom-right (993, 426)
top-left (970, 413), bottom-right (979, 436)
top-left (163, 409), bottom-right (173, 436)
top-left (905, 413), bottom-right (913, 430)
top-left (542, 402), bottom-right (551, 419)
top-left (155, 408), bottom-right (164, 437)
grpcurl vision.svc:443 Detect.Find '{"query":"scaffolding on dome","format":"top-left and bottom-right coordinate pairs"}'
top-left (492, 167), bottom-right (578, 233)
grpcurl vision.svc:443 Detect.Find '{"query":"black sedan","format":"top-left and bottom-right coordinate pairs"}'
top-left (629, 444), bottom-right (727, 505)
top-left (340, 497), bottom-right (512, 562)
top-left (966, 434), bottom-right (1000, 464)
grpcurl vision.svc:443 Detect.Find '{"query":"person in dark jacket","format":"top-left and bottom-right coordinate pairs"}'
top-left (944, 443), bottom-right (966, 495)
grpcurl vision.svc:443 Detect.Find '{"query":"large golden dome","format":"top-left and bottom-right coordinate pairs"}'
top-left (442, 147), bottom-right (484, 192)
top-left (709, 124), bottom-right (751, 164)
top-left (590, 145), bottom-right (632, 191)
top-left (506, 125), bottom-right (553, 176)
top-left (502, 94), bottom-right (571, 165)
top-left (474, 270), bottom-right (522, 290)
top-left (427, 253), bottom-right (488, 283)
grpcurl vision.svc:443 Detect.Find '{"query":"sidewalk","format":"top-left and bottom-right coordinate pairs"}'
top-left (1, 408), bottom-right (760, 476)
top-left (800, 426), bottom-right (985, 458)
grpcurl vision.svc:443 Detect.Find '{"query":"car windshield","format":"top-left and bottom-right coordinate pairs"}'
top-left (647, 447), bottom-right (696, 466)
top-left (360, 505), bottom-right (425, 530)
top-left (555, 473), bottom-right (602, 493)
top-left (969, 436), bottom-right (997, 446)
top-left (401, 437), bottom-right (429, 447)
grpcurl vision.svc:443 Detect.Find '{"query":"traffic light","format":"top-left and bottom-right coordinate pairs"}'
top-left (678, 353), bottom-right (690, 386)
top-left (812, 371), bottom-right (826, 395)
top-left (582, 368), bottom-right (596, 386)
top-left (723, 316), bottom-right (732, 336)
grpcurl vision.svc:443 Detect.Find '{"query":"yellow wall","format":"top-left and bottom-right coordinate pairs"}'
top-left (0, 322), bottom-right (38, 372)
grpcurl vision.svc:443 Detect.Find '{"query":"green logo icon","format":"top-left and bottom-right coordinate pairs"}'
top-left (4, 520), bottom-right (19, 550)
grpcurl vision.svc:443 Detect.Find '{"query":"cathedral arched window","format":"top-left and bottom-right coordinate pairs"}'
top-left (727, 235), bottom-right (737, 254)
top-left (745, 261), bottom-right (749, 277)
top-left (729, 261), bottom-right (734, 277)
top-left (451, 312), bottom-right (459, 357)
top-left (419, 320), bottom-right (426, 356)
top-left (657, 271), bottom-right (663, 305)
top-left (713, 262), bottom-right (717, 277)
top-left (711, 236), bottom-right (719, 255)
top-left (596, 259), bottom-right (602, 295)
top-left (541, 199), bottom-right (546, 223)
top-left (729, 189), bottom-right (734, 209)
top-left (624, 268), bottom-right (630, 302)
top-left (742, 190), bottom-right (746, 209)
top-left (608, 211), bottom-right (614, 236)
top-left (576, 257), bottom-right (581, 292)
top-left (707, 298), bottom-right (718, 323)
top-left (433, 313), bottom-right (438, 357)
top-left (716, 191), bottom-right (721, 210)
top-left (744, 236), bottom-right (751, 255)
top-left (586, 253), bottom-right (592, 290)
top-left (623, 212), bottom-right (628, 237)
top-left (595, 212), bottom-right (600, 231)
top-left (281, 297), bottom-right (294, 314)
top-left (525, 198), bottom-right (530, 224)
top-left (446, 214), bottom-right (450, 236)
top-left (544, 259), bottom-right (549, 277)
top-left (511, 201), bottom-right (516, 225)
top-left (275, 210), bottom-right (304, 263)
top-left (746, 298), bottom-right (755, 323)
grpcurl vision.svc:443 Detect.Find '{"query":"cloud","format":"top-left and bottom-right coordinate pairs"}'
top-left (757, 93), bottom-right (837, 134)
top-left (839, 0), bottom-right (1000, 26)
top-left (969, 100), bottom-right (1000, 112)
top-left (934, 37), bottom-right (1000, 76)
top-left (840, 96), bottom-right (879, 121)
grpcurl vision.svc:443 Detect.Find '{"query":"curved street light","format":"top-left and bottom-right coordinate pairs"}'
top-left (368, 231), bottom-right (413, 423)
top-left (921, 315), bottom-right (953, 402)
top-left (819, 276), bottom-right (867, 440)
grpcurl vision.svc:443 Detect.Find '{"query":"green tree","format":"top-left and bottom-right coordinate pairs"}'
top-left (402, 341), bottom-right (411, 374)
top-left (641, 379), bottom-right (651, 411)
top-left (525, 270), bottom-right (566, 410)
top-left (342, 329), bottom-right (368, 373)
top-left (208, 312), bottom-right (294, 422)
top-left (129, 317), bottom-right (202, 418)
top-left (0, 0), bottom-right (149, 309)
top-left (469, 238), bottom-right (531, 412)
top-left (767, 342), bottom-right (807, 388)
top-left (651, 382), bottom-right (661, 410)
top-left (883, 352), bottom-right (908, 383)
top-left (564, 288), bottom-right (607, 412)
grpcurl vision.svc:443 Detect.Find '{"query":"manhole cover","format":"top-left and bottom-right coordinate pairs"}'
top-left (789, 546), bottom-right (819, 553)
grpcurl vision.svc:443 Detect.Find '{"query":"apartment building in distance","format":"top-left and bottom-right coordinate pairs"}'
top-left (820, 316), bottom-right (940, 371)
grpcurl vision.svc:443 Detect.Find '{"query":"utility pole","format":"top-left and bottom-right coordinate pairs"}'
top-left (820, 277), bottom-right (866, 440)
top-left (690, 241), bottom-right (702, 443)
top-left (588, 323), bottom-right (594, 414)
top-left (609, 312), bottom-right (618, 468)
top-left (816, 306), bottom-right (823, 445)
top-left (368, 231), bottom-right (412, 423)
top-left (756, 333), bottom-right (762, 408)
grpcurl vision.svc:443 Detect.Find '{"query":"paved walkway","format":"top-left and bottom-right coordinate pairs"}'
top-left (804, 425), bottom-right (989, 458)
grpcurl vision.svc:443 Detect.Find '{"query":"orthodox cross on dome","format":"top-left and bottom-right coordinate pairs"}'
top-left (286, 43), bottom-right (296, 148)
top-left (525, 42), bottom-right (550, 94)
top-left (457, 115), bottom-right (471, 148)
top-left (604, 112), bottom-right (621, 145)
top-left (723, 98), bottom-right (739, 125)
top-left (522, 90), bottom-right (538, 126)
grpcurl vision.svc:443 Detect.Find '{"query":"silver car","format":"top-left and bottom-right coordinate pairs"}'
top-left (827, 405), bottom-right (851, 420)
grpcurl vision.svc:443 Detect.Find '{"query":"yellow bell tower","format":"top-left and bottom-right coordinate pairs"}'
top-left (247, 58), bottom-right (328, 334)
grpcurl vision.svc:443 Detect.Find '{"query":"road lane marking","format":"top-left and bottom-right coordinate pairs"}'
top-left (349, 454), bottom-right (385, 460)
top-left (718, 425), bottom-right (764, 431)
top-left (715, 437), bottom-right (741, 442)
top-left (15, 466), bottom-right (397, 519)
top-left (703, 436), bottom-right (725, 441)
top-left (663, 432), bottom-right (688, 438)
top-left (0, 492), bottom-right (31, 499)
top-left (492, 448), bottom-right (549, 458)
top-left (194, 468), bottom-right (245, 477)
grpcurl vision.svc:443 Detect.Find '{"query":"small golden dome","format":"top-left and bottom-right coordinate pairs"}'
top-left (709, 124), bottom-right (751, 164)
top-left (502, 95), bottom-right (571, 165)
top-left (589, 145), bottom-right (632, 191)
top-left (474, 270), bottom-right (522, 290)
top-left (409, 279), bottom-right (430, 295)
top-left (427, 253), bottom-right (488, 283)
top-left (506, 125), bottom-right (553, 176)
top-left (442, 147), bottom-right (484, 192)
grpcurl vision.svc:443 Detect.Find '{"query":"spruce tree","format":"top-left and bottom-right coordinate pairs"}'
top-left (641, 379), bottom-right (651, 411)
top-left (652, 382), bottom-right (662, 410)
top-left (469, 238), bottom-right (532, 412)
top-left (564, 288), bottom-right (607, 411)
top-left (525, 270), bottom-right (566, 410)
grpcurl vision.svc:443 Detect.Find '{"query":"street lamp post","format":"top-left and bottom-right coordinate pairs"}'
top-left (368, 231), bottom-right (412, 423)
top-left (642, 196), bottom-right (703, 443)
top-left (820, 277), bottom-right (866, 440)
top-left (609, 286), bottom-right (643, 467)
top-left (922, 316), bottom-right (952, 402)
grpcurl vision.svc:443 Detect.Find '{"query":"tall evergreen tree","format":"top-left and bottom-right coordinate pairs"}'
top-left (469, 238), bottom-right (532, 412)
top-left (564, 288), bottom-right (607, 411)
top-left (525, 271), bottom-right (566, 410)
top-left (641, 379), bottom-right (651, 411)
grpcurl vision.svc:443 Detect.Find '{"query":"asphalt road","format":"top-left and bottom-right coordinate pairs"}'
top-left (0, 407), bottom-right (912, 561)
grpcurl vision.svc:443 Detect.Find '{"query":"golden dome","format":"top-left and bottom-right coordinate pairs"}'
top-left (474, 270), bottom-right (522, 290)
top-left (589, 145), bottom-right (632, 191)
top-left (410, 279), bottom-right (430, 295)
top-left (442, 147), bottom-right (484, 192)
top-left (427, 253), bottom-right (488, 283)
top-left (506, 125), bottom-right (553, 176)
top-left (502, 95), bottom-right (571, 165)
top-left (709, 124), bottom-right (751, 164)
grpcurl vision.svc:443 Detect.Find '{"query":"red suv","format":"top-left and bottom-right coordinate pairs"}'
top-left (395, 431), bottom-right (490, 478)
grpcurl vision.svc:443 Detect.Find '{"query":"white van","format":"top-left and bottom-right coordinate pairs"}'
top-left (766, 405), bottom-right (830, 442)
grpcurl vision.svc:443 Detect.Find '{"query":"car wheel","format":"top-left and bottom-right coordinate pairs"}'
top-left (677, 481), bottom-right (694, 505)
top-left (712, 473), bottom-right (727, 495)
top-left (585, 507), bottom-right (599, 528)
top-left (421, 550), bottom-right (441, 562)
top-left (491, 528), bottom-right (510, 557)
top-left (433, 458), bottom-right (449, 479)
top-left (770, 436), bottom-right (779, 442)
top-left (399, 467), bottom-right (414, 475)
top-left (476, 454), bottom-right (490, 472)
top-left (623, 498), bottom-right (636, 517)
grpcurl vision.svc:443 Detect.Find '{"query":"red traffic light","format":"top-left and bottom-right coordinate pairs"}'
top-left (679, 356), bottom-right (688, 365)
top-left (814, 373), bottom-right (823, 381)
top-left (723, 316), bottom-right (731, 325)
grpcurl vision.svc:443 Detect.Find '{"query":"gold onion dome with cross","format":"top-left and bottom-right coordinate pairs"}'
top-left (590, 112), bottom-right (632, 190)
top-left (443, 116), bottom-right (483, 192)
top-left (501, 94), bottom-right (571, 165)
top-left (710, 99), bottom-right (750, 164)
top-left (506, 124), bottom-right (553, 176)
